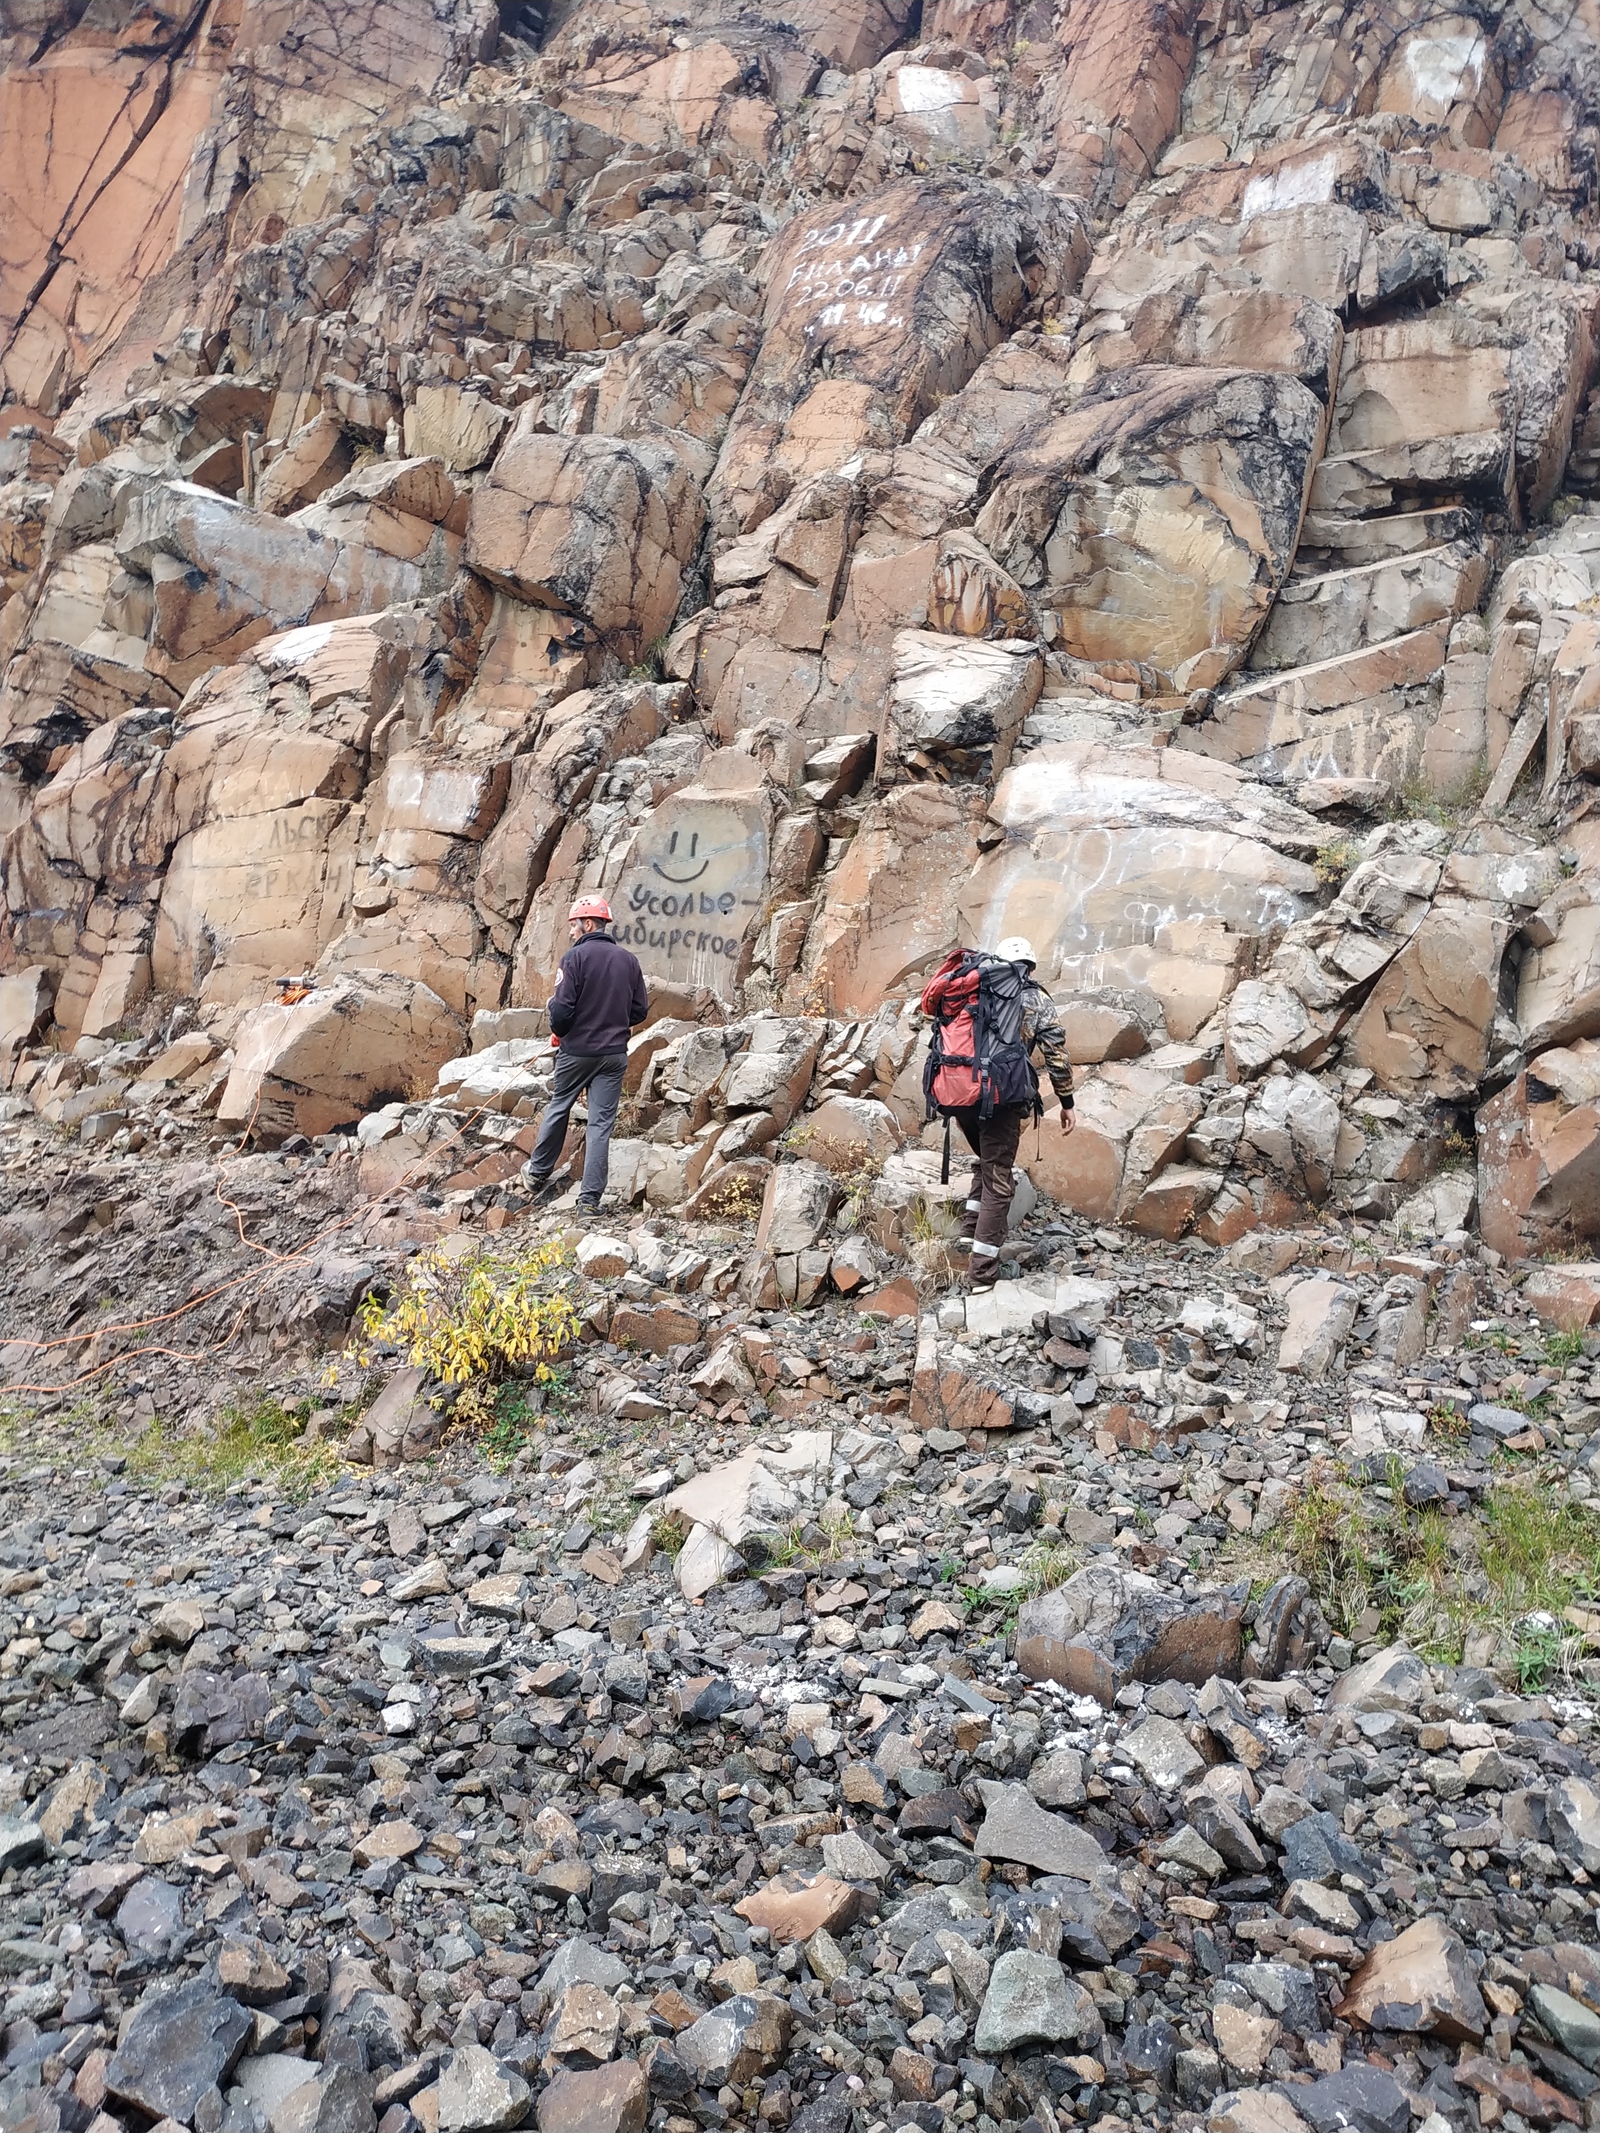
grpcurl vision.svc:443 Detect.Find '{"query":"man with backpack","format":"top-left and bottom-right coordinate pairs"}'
top-left (522, 895), bottom-right (649, 1214)
top-left (920, 936), bottom-right (1075, 1290)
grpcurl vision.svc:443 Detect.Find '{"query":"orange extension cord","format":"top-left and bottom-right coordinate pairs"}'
top-left (4, 1094), bottom-right (510, 1397)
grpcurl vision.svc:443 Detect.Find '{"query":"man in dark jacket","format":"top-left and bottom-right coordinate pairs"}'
top-left (523, 895), bottom-right (649, 1213)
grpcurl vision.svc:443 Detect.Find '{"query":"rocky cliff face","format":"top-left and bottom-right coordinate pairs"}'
top-left (4, 0), bottom-right (1600, 1255)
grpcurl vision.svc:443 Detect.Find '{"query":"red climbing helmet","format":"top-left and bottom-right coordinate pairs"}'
top-left (567, 894), bottom-right (612, 922)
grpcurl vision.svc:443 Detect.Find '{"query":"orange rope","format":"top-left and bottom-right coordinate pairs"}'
top-left (4, 1094), bottom-right (509, 1395)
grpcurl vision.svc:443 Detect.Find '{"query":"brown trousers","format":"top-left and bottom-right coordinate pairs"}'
top-left (949, 1104), bottom-right (1027, 1262)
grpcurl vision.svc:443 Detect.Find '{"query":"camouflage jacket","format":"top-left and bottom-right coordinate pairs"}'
top-left (1022, 979), bottom-right (1075, 1110)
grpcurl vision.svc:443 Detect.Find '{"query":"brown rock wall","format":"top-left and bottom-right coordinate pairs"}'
top-left (3, 0), bottom-right (1600, 1264)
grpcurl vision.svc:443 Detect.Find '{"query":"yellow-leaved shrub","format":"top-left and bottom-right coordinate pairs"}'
top-left (355, 1239), bottom-right (579, 1430)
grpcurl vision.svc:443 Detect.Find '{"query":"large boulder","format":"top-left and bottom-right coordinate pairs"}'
top-left (1346, 897), bottom-right (1509, 1098)
top-left (1477, 1040), bottom-right (1600, 1261)
top-left (711, 176), bottom-right (1087, 531)
top-left (1180, 625), bottom-right (1450, 795)
top-left (974, 366), bottom-right (1326, 689)
top-left (756, 1159), bottom-right (840, 1254)
top-left (115, 481), bottom-right (427, 692)
top-left (1517, 880), bottom-right (1600, 1054)
top-left (217, 970), bottom-right (466, 1142)
top-left (465, 430), bottom-right (705, 661)
top-left (1015, 1562), bottom-right (1246, 1703)
top-left (806, 783), bottom-right (985, 1017)
top-left (0, 965), bottom-right (53, 1079)
top-left (1323, 289), bottom-right (1600, 520)
top-left (1048, 0), bottom-right (1196, 207)
top-left (957, 741), bottom-right (1321, 1042)
top-left (883, 630), bottom-right (1042, 778)
top-left (515, 753), bottom-right (776, 1010)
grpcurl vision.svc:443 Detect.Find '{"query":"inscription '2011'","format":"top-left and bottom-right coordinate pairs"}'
top-left (784, 213), bottom-right (925, 336)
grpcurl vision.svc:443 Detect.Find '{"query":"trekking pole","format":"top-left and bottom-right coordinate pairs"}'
top-left (941, 1112), bottom-right (952, 1186)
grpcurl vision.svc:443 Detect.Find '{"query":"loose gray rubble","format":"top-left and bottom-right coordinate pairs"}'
top-left (4, 1150), bottom-right (1600, 2133)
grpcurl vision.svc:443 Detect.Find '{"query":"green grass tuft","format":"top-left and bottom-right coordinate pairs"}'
top-left (124, 1395), bottom-right (345, 1499)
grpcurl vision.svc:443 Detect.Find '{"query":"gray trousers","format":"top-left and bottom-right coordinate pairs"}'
top-left (526, 1049), bottom-right (626, 1201)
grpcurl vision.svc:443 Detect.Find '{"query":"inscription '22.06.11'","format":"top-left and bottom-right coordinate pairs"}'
top-left (784, 213), bottom-right (926, 335)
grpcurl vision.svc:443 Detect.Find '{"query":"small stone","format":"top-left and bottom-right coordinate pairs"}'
top-left (973, 1781), bottom-right (1115, 1882)
top-left (1282, 1880), bottom-right (1361, 1933)
top-left (908, 1599), bottom-right (963, 1643)
top-left (1295, 2066), bottom-right (1411, 2133)
top-left (416, 1631), bottom-right (504, 1677)
top-left (1212, 2002), bottom-right (1280, 2075)
top-left (535, 2062), bottom-right (647, 2133)
top-left (153, 1596), bottom-right (205, 1647)
top-left (215, 1937), bottom-right (293, 2006)
top-left (1121, 1714), bottom-right (1206, 1790)
top-left (106, 1978), bottom-right (253, 2123)
top-left (897, 1786), bottom-right (969, 1836)
top-left (1459, 1745), bottom-right (1515, 1789)
top-left (840, 1762), bottom-right (891, 1809)
top-left (1196, 1676), bottom-right (1272, 1767)
top-left (120, 1676), bottom-right (162, 1726)
top-left (1467, 1402), bottom-right (1529, 1440)
top-left (888, 2048), bottom-right (937, 2103)
top-left (804, 1930), bottom-right (849, 1986)
top-left (672, 1675), bottom-right (734, 1723)
top-left (437, 2047), bottom-right (531, 2133)
top-left (0, 1818), bottom-right (46, 1873)
top-left (1549, 1777), bottom-right (1600, 1872)
top-left (466, 1574), bottom-right (526, 1619)
top-left (532, 1942), bottom-right (630, 2017)
top-left (68, 1859), bottom-right (145, 1915)
top-left (392, 1559), bottom-right (452, 1603)
top-left (1123, 2018), bottom-right (1179, 2094)
top-left (1186, 1791), bottom-right (1266, 1872)
top-left (708, 1956), bottom-right (761, 2002)
top-left (972, 1951), bottom-right (1098, 2055)
top-left (115, 1877), bottom-right (185, 1957)
top-left (1336, 1917), bottom-right (1487, 2042)
top-left (1027, 1747), bottom-right (1087, 1809)
top-left (675, 1996), bottom-right (791, 2088)
top-left (1177, 2047), bottom-right (1223, 2109)
top-left (387, 1507), bottom-right (426, 1557)
top-left (1210, 2093), bottom-right (1310, 2133)
top-left (135, 1809), bottom-right (214, 1865)
top-left (543, 1984), bottom-right (620, 2068)
top-left (1327, 1646), bottom-right (1428, 1714)
top-left (1529, 1984), bottom-right (1600, 2070)
top-left (354, 1821), bottom-right (425, 1867)
top-left (1401, 1461), bottom-right (1449, 1507)
top-left (819, 1830), bottom-right (891, 1883)
top-left (1253, 1784), bottom-right (1315, 1840)
top-left (1158, 1825), bottom-right (1225, 1877)
top-left (1280, 1810), bottom-right (1372, 1886)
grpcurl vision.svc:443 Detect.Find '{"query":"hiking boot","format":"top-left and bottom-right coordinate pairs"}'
top-left (575, 1195), bottom-right (602, 1217)
top-left (522, 1169), bottom-right (562, 1206)
top-left (969, 1251), bottom-right (1003, 1291)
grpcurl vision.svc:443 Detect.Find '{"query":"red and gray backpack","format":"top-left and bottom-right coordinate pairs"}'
top-left (920, 949), bottom-right (1042, 1127)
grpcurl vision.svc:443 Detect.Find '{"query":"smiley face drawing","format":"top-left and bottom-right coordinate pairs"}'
top-left (651, 827), bottom-right (712, 884)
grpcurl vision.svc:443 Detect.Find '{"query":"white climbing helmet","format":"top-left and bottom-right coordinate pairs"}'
top-left (996, 936), bottom-right (1037, 967)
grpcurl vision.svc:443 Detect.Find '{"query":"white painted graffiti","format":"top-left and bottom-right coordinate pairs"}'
top-left (612, 802), bottom-right (768, 998)
top-left (784, 212), bottom-right (925, 338)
